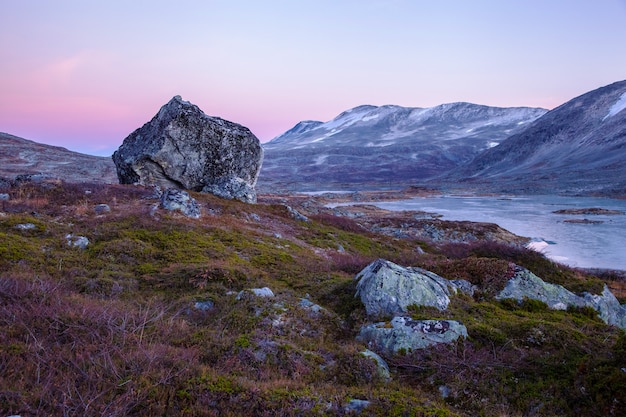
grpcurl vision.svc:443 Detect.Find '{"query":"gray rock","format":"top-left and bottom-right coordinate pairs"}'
top-left (236, 287), bottom-right (275, 300)
top-left (15, 223), bottom-right (36, 230)
top-left (299, 298), bottom-right (323, 314)
top-left (285, 205), bottom-right (309, 222)
top-left (94, 204), bottom-right (111, 214)
top-left (0, 193), bottom-right (9, 201)
top-left (159, 188), bottom-right (201, 218)
top-left (66, 234), bottom-right (89, 249)
top-left (194, 300), bottom-right (215, 311)
top-left (438, 385), bottom-right (452, 399)
top-left (495, 267), bottom-right (583, 310)
top-left (496, 266), bottom-right (626, 329)
top-left (582, 285), bottom-right (626, 329)
top-left (358, 317), bottom-right (468, 356)
top-left (355, 259), bottom-right (473, 318)
top-left (361, 349), bottom-right (391, 381)
top-left (344, 399), bottom-right (370, 414)
top-left (112, 95), bottom-right (263, 203)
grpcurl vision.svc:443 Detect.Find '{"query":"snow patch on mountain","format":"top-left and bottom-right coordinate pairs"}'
top-left (603, 92), bottom-right (626, 121)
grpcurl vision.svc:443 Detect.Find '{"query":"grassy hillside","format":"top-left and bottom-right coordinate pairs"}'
top-left (0, 180), bottom-right (624, 416)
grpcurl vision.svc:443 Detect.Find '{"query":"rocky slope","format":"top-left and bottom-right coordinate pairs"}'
top-left (446, 80), bottom-right (626, 195)
top-left (0, 132), bottom-right (117, 184)
top-left (259, 103), bottom-right (546, 191)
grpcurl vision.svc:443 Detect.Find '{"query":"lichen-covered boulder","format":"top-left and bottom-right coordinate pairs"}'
top-left (496, 266), bottom-right (626, 329)
top-left (583, 286), bottom-right (626, 329)
top-left (112, 96), bottom-right (263, 203)
top-left (358, 317), bottom-right (468, 356)
top-left (495, 266), bottom-right (583, 310)
top-left (355, 259), bottom-right (473, 318)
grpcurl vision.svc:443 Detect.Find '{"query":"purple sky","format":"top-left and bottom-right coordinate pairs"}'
top-left (2, 0), bottom-right (626, 156)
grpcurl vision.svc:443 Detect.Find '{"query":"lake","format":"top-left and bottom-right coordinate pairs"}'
top-left (350, 195), bottom-right (626, 271)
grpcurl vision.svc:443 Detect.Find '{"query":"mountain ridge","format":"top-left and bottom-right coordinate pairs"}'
top-left (260, 102), bottom-right (547, 191)
top-left (0, 132), bottom-right (117, 184)
top-left (445, 79), bottom-right (626, 195)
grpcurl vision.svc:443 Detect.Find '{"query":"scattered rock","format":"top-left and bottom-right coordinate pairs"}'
top-left (14, 172), bottom-right (57, 184)
top-left (14, 223), bottom-right (36, 230)
top-left (194, 300), bottom-right (215, 311)
top-left (496, 266), bottom-right (626, 329)
top-left (159, 188), bottom-right (201, 218)
top-left (358, 317), bottom-right (468, 356)
top-left (285, 205), bottom-right (309, 222)
top-left (112, 95), bottom-right (263, 203)
top-left (94, 204), bottom-right (111, 214)
top-left (438, 385), bottom-right (452, 399)
top-left (299, 298), bottom-right (323, 314)
top-left (361, 349), bottom-right (391, 381)
top-left (236, 287), bottom-right (275, 300)
top-left (344, 399), bottom-right (370, 414)
top-left (355, 259), bottom-right (474, 318)
top-left (66, 234), bottom-right (89, 249)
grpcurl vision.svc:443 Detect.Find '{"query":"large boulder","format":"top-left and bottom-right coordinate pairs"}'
top-left (358, 317), bottom-right (468, 356)
top-left (112, 96), bottom-right (263, 203)
top-left (496, 266), bottom-right (626, 329)
top-left (355, 259), bottom-right (473, 318)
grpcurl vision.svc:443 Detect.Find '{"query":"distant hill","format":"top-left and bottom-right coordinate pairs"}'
top-left (447, 80), bottom-right (626, 196)
top-left (259, 103), bottom-right (546, 191)
top-left (0, 132), bottom-right (117, 184)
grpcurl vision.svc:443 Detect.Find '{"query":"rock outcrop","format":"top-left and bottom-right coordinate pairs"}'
top-left (355, 259), bottom-right (473, 318)
top-left (112, 96), bottom-right (263, 203)
top-left (358, 317), bottom-right (468, 356)
top-left (496, 266), bottom-right (626, 329)
top-left (355, 259), bottom-right (470, 355)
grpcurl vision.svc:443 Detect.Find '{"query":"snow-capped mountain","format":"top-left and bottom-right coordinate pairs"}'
top-left (449, 80), bottom-right (626, 195)
top-left (259, 103), bottom-right (547, 191)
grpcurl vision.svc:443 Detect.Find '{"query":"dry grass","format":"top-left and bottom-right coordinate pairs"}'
top-left (0, 180), bottom-right (624, 416)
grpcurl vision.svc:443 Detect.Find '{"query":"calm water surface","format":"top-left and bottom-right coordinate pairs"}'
top-left (365, 195), bottom-right (626, 270)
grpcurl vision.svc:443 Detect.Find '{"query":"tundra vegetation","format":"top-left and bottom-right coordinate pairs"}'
top-left (0, 180), bottom-right (624, 416)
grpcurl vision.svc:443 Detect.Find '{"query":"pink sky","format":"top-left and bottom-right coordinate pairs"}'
top-left (1, 0), bottom-right (626, 156)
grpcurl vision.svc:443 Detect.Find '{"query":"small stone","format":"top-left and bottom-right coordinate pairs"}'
top-left (94, 204), bottom-right (111, 214)
top-left (194, 300), bottom-right (214, 311)
top-left (236, 287), bottom-right (275, 300)
top-left (0, 193), bottom-right (9, 201)
top-left (285, 205), bottom-right (309, 222)
top-left (15, 223), bottom-right (36, 230)
top-left (66, 234), bottom-right (89, 249)
top-left (344, 399), bottom-right (370, 414)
